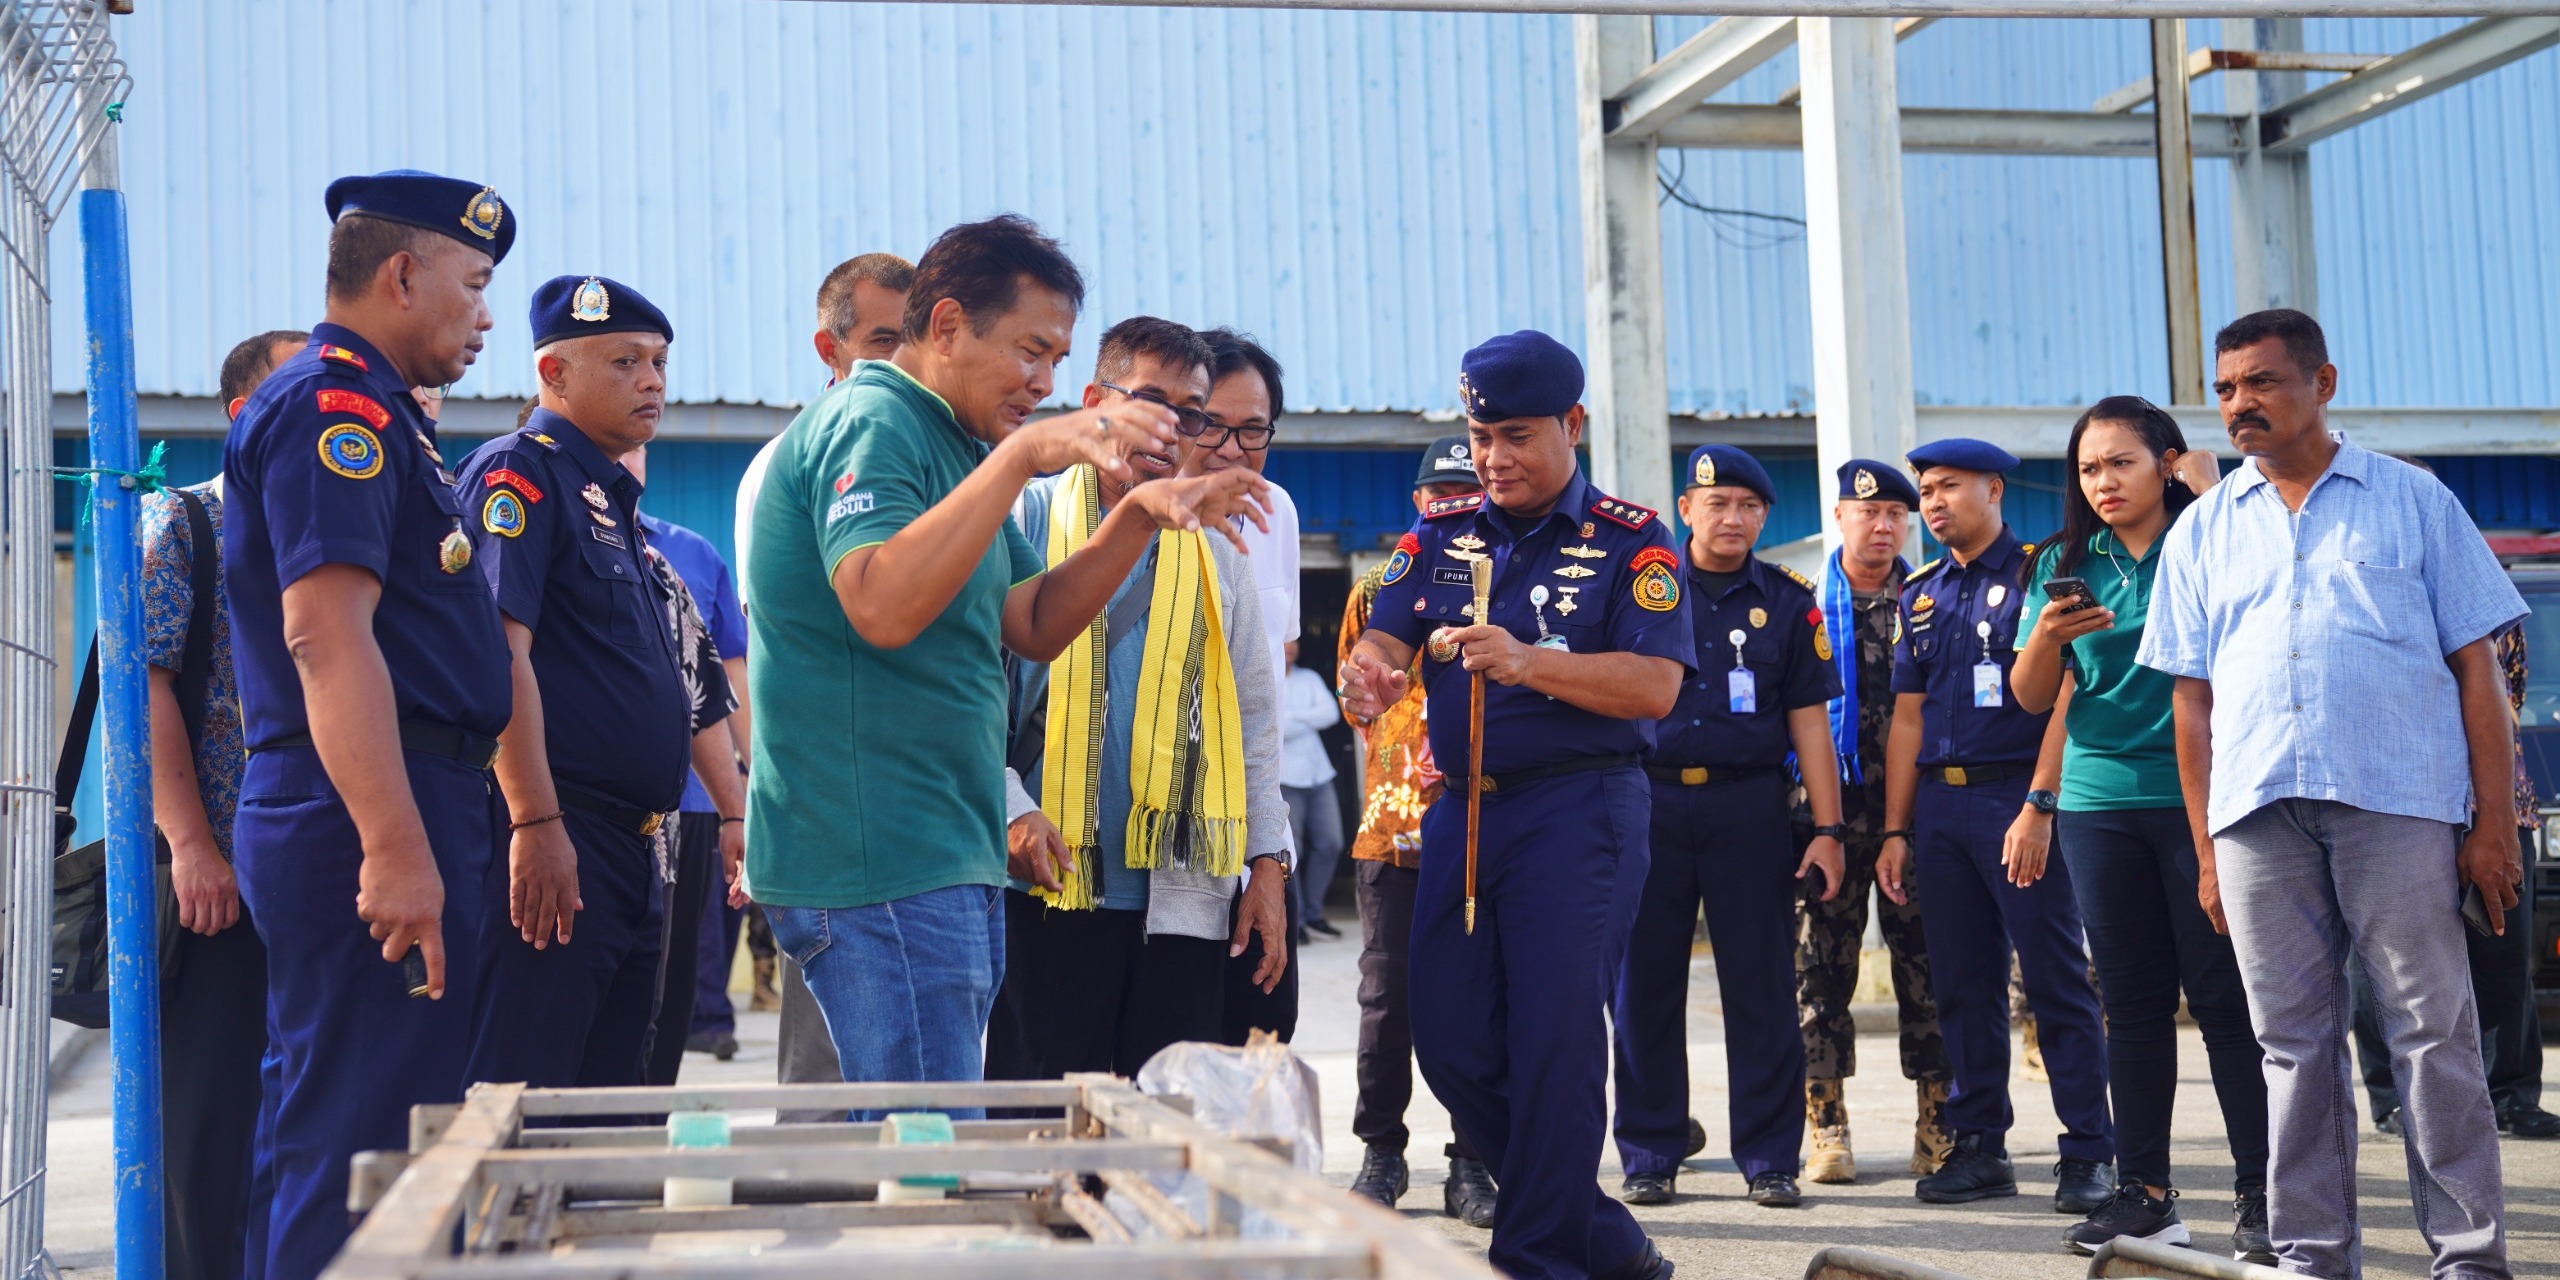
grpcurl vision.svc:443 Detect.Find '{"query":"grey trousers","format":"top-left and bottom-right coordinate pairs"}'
top-left (2217, 799), bottom-right (2507, 1280)
top-left (775, 956), bottom-right (846, 1124)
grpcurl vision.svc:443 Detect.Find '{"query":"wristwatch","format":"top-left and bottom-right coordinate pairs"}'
top-left (2026, 789), bottom-right (2060, 815)
top-left (1811, 823), bottom-right (1849, 840)
top-left (1250, 852), bottom-right (1292, 882)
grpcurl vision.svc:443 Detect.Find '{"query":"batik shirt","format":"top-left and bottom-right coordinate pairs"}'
top-left (1341, 558), bottom-right (1436, 870)
top-left (140, 483), bottom-right (244, 858)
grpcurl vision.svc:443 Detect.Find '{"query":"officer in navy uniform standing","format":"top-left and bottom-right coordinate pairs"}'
top-left (1340, 331), bottom-right (1690, 1280)
top-left (1873, 439), bottom-right (2114, 1213)
top-left (1612, 445), bottom-right (1846, 1210)
top-left (455, 277), bottom-right (705, 1090)
top-left (222, 171), bottom-right (514, 1280)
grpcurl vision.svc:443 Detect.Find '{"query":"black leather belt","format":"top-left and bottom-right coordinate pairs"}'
top-left (557, 780), bottom-right (672, 837)
top-left (262, 720), bottom-right (500, 772)
top-left (1925, 763), bottom-right (2032, 787)
top-left (1448, 753), bottom-right (1638, 795)
top-left (1644, 764), bottom-right (1779, 787)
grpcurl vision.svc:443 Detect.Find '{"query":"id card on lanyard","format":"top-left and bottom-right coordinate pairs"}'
top-left (1726, 629), bottom-right (1755, 713)
top-left (1972, 619), bottom-right (2002, 708)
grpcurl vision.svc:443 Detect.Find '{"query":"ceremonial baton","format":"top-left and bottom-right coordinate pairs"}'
top-left (1466, 556), bottom-right (1492, 936)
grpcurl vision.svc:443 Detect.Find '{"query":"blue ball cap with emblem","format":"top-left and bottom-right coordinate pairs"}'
top-left (529, 275), bottom-right (673, 349)
top-left (1682, 444), bottom-right (1774, 504)
top-left (1836, 457), bottom-right (1921, 508)
top-left (1458, 330), bottom-right (1584, 423)
top-left (1414, 435), bottom-right (1482, 489)
top-left (324, 169), bottom-right (516, 265)
top-left (1905, 437), bottom-right (2020, 476)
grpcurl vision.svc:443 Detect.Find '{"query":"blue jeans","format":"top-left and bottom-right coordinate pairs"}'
top-left (765, 884), bottom-right (1006, 1119)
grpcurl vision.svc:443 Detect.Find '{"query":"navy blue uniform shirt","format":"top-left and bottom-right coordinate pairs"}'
top-left (1890, 525), bottom-right (2050, 767)
top-left (454, 409), bottom-right (690, 811)
top-left (1655, 555), bottom-right (1840, 769)
top-left (1367, 472), bottom-right (1695, 775)
top-left (221, 323), bottom-right (511, 748)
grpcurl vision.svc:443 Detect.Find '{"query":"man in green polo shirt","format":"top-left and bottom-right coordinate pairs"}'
top-left (743, 215), bottom-right (1268, 1104)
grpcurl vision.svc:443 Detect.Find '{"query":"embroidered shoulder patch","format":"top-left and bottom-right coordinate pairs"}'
top-left (482, 488), bottom-right (528, 537)
top-left (315, 389), bottom-right (390, 429)
top-left (1423, 493), bottom-right (1483, 520)
top-left (317, 423), bottom-right (383, 480)
top-left (318, 344), bottom-right (368, 373)
top-left (482, 467), bottom-right (544, 503)
top-left (1591, 496), bottom-right (1657, 531)
top-left (1629, 545), bottom-right (1680, 613)
top-left (1809, 608), bottom-right (1833, 661)
top-left (1382, 532), bottom-right (1418, 586)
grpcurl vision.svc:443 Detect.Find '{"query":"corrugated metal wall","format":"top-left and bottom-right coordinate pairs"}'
top-left (45, 4), bottom-right (2560, 417)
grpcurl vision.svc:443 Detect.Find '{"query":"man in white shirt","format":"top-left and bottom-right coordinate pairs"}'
top-left (730, 251), bottom-right (909, 1117)
top-left (1279, 640), bottom-right (1347, 937)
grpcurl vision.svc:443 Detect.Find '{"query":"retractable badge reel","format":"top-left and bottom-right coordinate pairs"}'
top-left (1727, 629), bottom-right (1756, 713)
top-left (1972, 619), bottom-right (2002, 707)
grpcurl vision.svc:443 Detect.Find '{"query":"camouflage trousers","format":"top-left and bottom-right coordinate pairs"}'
top-left (1794, 800), bottom-right (1949, 1083)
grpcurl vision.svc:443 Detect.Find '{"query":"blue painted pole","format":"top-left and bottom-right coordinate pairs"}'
top-left (81, 146), bottom-right (165, 1280)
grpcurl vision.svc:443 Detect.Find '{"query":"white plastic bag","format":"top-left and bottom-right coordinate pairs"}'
top-left (1135, 1034), bottom-right (1324, 1174)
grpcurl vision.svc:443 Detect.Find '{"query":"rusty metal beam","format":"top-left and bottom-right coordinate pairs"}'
top-left (2094, 46), bottom-right (2380, 113)
top-left (2264, 14), bottom-right (2560, 151)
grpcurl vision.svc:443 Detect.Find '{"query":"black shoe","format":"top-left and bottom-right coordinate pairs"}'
top-left (2053, 1157), bottom-right (2114, 1214)
top-left (2499, 1103), bottom-right (2560, 1138)
top-left (1913, 1134), bottom-right (2016, 1204)
top-left (685, 1030), bottom-right (738, 1061)
top-left (1350, 1145), bottom-right (1409, 1207)
top-left (1444, 1150), bottom-right (1497, 1228)
top-left (2375, 1108), bottom-right (2403, 1136)
top-left (1305, 916), bottom-right (1343, 939)
top-left (1598, 1239), bottom-right (1673, 1280)
top-left (1621, 1172), bottom-right (1676, 1205)
top-left (1747, 1171), bottom-right (1801, 1207)
top-left (2063, 1184), bottom-right (2188, 1257)
top-left (2232, 1192), bottom-right (2276, 1266)
top-left (1684, 1116), bottom-right (1707, 1159)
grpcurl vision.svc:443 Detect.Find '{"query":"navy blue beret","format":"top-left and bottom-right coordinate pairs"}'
top-left (1414, 435), bottom-right (1481, 489)
top-left (1836, 457), bottom-right (1920, 508)
top-left (530, 275), bottom-right (673, 349)
top-left (1906, 437), bottom-right (2020, 476)
top-left (1683, 444), bottom-right (1774, 504)
top-left (324, 169), bottom-right (515, 265)
top-left (1459, 330), bottom-right (1584, 423)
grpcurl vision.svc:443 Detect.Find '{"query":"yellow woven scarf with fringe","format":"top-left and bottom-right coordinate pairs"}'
top-left (1037, 464), bottom-right (1248, 909)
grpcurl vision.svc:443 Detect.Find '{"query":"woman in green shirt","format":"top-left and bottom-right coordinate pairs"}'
top-left (2011, 397), bottom-right (2272, 1264)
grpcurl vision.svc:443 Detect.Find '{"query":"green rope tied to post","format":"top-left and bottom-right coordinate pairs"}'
top-left (103, 101), bottom-right (123, 123)
top-left (51, 439), bottom-right (169, 527)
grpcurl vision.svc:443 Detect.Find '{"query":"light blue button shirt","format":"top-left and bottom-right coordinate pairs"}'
top-left (2138, 438), bottom-right (2525, 835)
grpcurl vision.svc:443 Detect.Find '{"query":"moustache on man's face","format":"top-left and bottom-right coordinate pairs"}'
top-left (2228, 412), bottom-right (2270, 434)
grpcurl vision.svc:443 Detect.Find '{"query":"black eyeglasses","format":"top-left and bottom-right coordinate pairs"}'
top-left (1097, 381), bottom-right (1210, 437)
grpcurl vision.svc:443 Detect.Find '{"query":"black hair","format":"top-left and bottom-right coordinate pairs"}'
top-left (1093, 316), bottom-right (1211, 387)
top-left (900, 214), bottom-right (1085, 343)
top-left (1201, 328), bottom-right (1285, 424)
top-left (515, 398), bottom-right (540, 431)
top-left (2053, 394), bottom-right (2194, 578)
top-left (2213, 308), bottom-right (2329, 379)
top-left (816, 252), bottom-right (915, 339)
top-left (219, 329), bottom-right (309, 406)
top-left (324, 214), bottom-right (440, 302)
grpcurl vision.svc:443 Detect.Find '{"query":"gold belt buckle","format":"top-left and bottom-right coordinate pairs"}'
top-left (1944, 766), bottom-right (1969, 787)
top-left (1478, 776), bottom-right (1500, 794)
top-left (640, 812), bottom-right (667, 837)
top-left (1679, 766), bottom-right (1709, 786)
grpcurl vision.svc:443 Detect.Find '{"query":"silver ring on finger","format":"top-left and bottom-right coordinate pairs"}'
top-left (1095, 414), bottom-right (1114, 436)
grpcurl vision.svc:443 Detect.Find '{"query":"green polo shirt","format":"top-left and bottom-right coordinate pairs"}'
top-left (2017, 530), bottom-right (2183, 811)
top-left (743, 361), bottom-right (1044, 908)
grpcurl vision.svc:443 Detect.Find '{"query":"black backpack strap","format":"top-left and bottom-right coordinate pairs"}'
top-left (55, 639), bottom-right (101, 823)
top-left (171, 487), bottom-right (219, 751)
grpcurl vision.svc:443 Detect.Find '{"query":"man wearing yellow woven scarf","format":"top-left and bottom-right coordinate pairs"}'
top-left (984, 318), bottom-right (1295, 1081)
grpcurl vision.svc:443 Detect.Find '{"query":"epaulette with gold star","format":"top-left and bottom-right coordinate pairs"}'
top-left (1777, 563), bottom-right (1816, 592)
top-left (1590, 495), bottom-right (1656, 531)
top-left (518, 427), bottom-right (562, 451)
top-left (317, 344), bottom-right (369, 375)
top-left (1423, 493), bottom-right (1482, 520)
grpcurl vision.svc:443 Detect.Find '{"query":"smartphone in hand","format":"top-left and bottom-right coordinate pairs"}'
top-left (2460, 883), bottom-right (2498, 938)
top-left (2043, 576), bottom-right (2100, 614)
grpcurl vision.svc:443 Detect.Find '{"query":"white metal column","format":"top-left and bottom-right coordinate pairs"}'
top-left (1575, 14), bottom-right (1671, 516)
top-left (1799, 17), bottom-right (1916, 546)
top-left (2225, 17), bottom-right (2317, 316)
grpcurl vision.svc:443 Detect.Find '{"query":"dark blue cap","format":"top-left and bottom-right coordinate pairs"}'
top-left (1906, 437), bottom-right (2019, 476)
top-left (1683, 444), bottom-right (1774, 504)
top-left (1836, 457), bottom-right (1920, 508)
top-left (324, 169), bottom-right (515, 265)
top-left (529, 275), bottom-right (673, 349)
top-left (1415, 435), bottom-right (1481, 489)
top-left (1459, 330), bottom-right (1584, 422)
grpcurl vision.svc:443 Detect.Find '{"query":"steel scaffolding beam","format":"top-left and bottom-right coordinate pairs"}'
top-left (2263, 14), bottom-right (2560, 151)
top-left (1575, 14), bottom-right (1673, 517)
